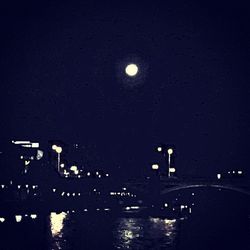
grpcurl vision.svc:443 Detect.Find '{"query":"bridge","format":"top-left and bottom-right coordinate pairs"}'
top-left (125, 178), bottom-right (250, 197)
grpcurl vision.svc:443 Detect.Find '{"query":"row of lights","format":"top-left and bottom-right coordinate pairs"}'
top-left (60, 192), bottom-right (81, 197)
top-left (51, 208), bottom-right (111, 215)
top-left (110, 192), bottom-right (136, 197)
top-left (0, 185), bottom-right (38, 189)
top-left (52, 145), bottom-right (110, 179)
top-left (217, 170), bottom-right (243, 180)
top-left (124, 206), bottom-right (140, 211)
top-left (163, 202), bottom-right (194, 213)
top-left (0, 214), bottom-right (38, 223)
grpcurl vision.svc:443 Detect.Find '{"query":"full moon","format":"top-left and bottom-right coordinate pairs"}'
top-left (125, 64), bottom-right (138, 76)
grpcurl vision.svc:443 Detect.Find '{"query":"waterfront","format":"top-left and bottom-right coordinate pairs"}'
top-left (0, 191), bottom-right (249, 250)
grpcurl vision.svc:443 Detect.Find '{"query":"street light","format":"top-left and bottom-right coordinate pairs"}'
top-left (157, 146), bottom-right (162, 152)
top-left (152, 164), bottom-right (159, 170)
top-left (167, 148), bottom-right (173, 177)
top-left (52, 145), bottom-right (63, 173)
top-left (156, 144), bottom-right (175, 178)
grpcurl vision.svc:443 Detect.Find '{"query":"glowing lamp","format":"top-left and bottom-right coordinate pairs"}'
top-left (167, 148), bottom-right (173, 155)
top-left (70, 165), bottom-right (78, 172)
top-left (55, 146), bottom-right (62, 154)
top-left (152, 164), bottom-right (159, 170)
top-left (169, 167), bottom-right (176, 173)
top-left (157, 146), bottom-right (162, 152)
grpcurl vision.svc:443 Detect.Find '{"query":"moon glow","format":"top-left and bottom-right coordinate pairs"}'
top-left (125, 64), bottom-right (138, 76)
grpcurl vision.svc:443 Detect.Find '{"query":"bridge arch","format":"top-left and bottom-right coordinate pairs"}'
top-left (161, 184), bottom-right (250, 196)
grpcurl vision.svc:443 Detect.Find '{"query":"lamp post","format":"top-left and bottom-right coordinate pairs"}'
top-left (52, 145), bottom-right (62, 173)
top-left (156, 145), bottom-right (175, 178)
top-left (167, 148), bottom-right (173, 177)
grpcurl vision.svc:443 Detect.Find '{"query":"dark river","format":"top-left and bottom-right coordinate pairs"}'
top-left (0, 191), bottom-right (249, 250)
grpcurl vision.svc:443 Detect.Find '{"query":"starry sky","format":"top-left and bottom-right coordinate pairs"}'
top-left (1, 1), bottom-right (250, 178)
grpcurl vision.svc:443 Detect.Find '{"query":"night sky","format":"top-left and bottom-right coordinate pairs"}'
top-left (1, 1), bottom-right (250, 178)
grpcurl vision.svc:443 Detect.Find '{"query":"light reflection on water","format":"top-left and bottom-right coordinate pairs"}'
top-left (48, 212), bottom-right (178, 250)
top-left (114, 217), bottom-right (178, 249)
top-left (49, 212), bottom-right (69, 250)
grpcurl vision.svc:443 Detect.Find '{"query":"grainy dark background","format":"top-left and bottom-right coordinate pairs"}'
top-left (0, 1), bottom-right (249, 178)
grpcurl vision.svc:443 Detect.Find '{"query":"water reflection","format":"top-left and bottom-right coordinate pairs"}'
top-left (114, 217), bottom-right (178, 249)
top-left (50, 212), bottom-right (68, 237)
top-left (49, 212), bottom-right (69, 250)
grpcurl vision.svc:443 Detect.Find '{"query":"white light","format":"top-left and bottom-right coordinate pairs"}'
top-left (31, 143), bottom-right (39, 148)
top-left (67, 193), bottom-right (70, 197)
top-left (61, 192), bottom-right (65, 196)
top-left (87, 172), bottom-right (91, 176)
top-left (104, 208), bottom-right (110, 211)
top-left (84, 209), bottom-right (88, 212)
top-left (1, 185), bottom-right (5, 189)
top-left (55, 146), bottom-right (62, 154)
top-left (125, 207), bottom-right (131, 210)
top-left (164, 203), bottom-right (168, 208)
top-left (70, 166), bottom-right (78, 172)
top-left (131, 206), bottom-right (140, 210)
top-left (25, 160), bottom-right (30, 166)
top-left (12, 141), bottom-right (31, 144)
top-left (157, 146), bottom-right (162, 152)
top-left (52, 145), bottom-right (57, 150)
top-left (30, 214), bottom-right (37, 219)
top-left (167, 148), bottom-right (173, 155)
top-left (25, 185), bottom-right (29, 188)
top-left (238, 171), bottom-right (243, 175)
top-left (15, 215), bottom-right (22, 223)
top-left (192, 193), bottom-right (195, 196)
top-left (60, 163), bottom-right (65, 168)
top-left (0, 217), bottom-right (5, 223)
top-left (217, 174), bottom-right (221, 180)
top-left (152, 164), bottom-right (159, 170)
top-left (72, 193), bottom-right (75, 196)
top-left (18, 185), bottom-right (21, 189)
top-left (125, 64), bottom-right (138, 76)
top-left (169, 167), bottom-right (175, 173)
top-left (36, 150), bottom-right (44, 160)
top-left (52, 188), bottom-right (56, 193)
top-left (78, 193), bottom-right (81, 196)
top-left (106, 174), bottom-right (109, 177)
